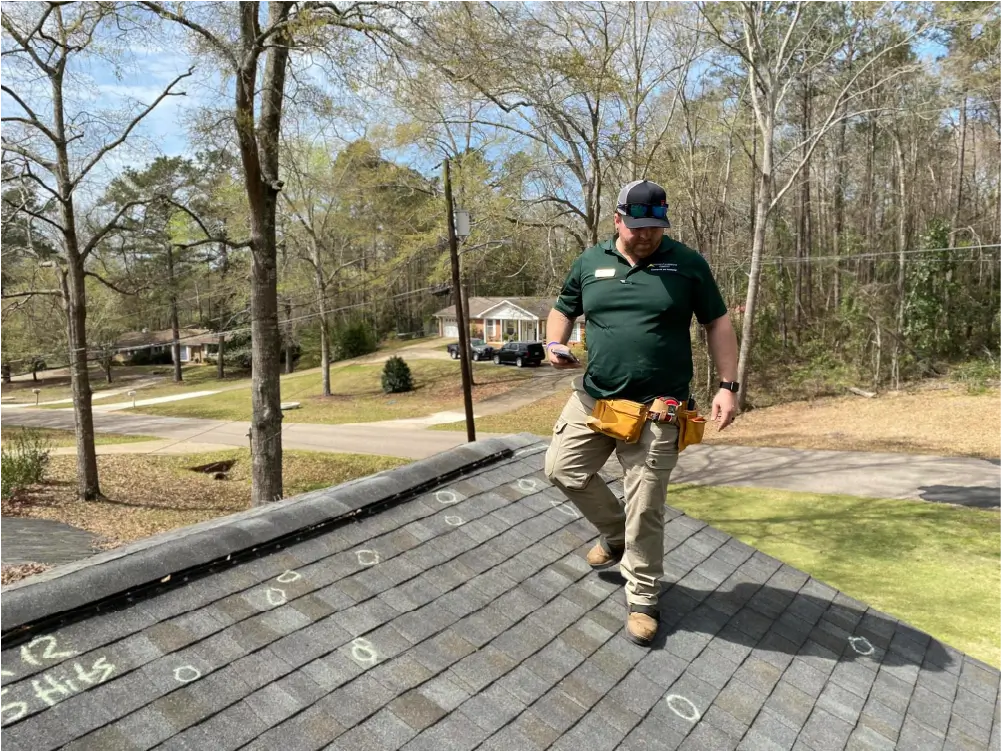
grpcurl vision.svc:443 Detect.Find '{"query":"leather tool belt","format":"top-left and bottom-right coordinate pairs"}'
top-left (587, 396), bottom-right (706, 450)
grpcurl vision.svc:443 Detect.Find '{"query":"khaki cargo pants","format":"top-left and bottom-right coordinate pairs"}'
top-left (544, 378), bottom-right (679, 610)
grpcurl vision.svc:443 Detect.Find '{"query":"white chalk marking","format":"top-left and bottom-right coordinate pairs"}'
top-left (517, 478), bottom-right (538, 493)
top-left (445, 515), bottom-right (464, 526)
top-left (174, 665), bottom-right (201, 683)
top-left (79, 657), bottom-right (115, 686)
top-left (20, 636), bottom-right (77, 667)
top-left (550, 499), bottom-right (579, 517)
top-left (666, 694), bottom-right (701, 722)
top-left (436, 490), bottom-right (459, 505)
top-left (276, 570), bottom-right (301, 584)
top-left (266, 587), bottom-right (287, 607)
top-left (848, 636), bottom-right (875, 656)
top-left (31, 674), bottom-right (73, 707)
top-left (0, 669), bottom-right (13, 678)
top-left (351, 638), bottom-right (379, 666)
top-left (356, 549), bottom-right (380, 566)
top-left (0, 688), bottom-right (28, 725)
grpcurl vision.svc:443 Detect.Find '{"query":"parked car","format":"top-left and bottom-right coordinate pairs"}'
top-left (493, 341), bottom-right (546, 367)
top-left (446, 338), bottom-right (494, 361)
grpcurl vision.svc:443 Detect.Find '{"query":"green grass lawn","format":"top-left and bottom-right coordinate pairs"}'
top-left (134, 360), bottom-right (533, 424)
top-left (434, 388), bottom-right (566, 435)
top-left (0, 427), bottom-right (159, 448)
top-left (667, 483), bottom-right (1001, 667)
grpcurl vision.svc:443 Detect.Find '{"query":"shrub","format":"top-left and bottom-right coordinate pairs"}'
top-left (128, 348), bottom-right (172, 366)
top-left (1, 428), bottom-right (52, 500)
top-left (382, 356), bottom-right (414, 394)
top-left (334, 319), bottom-right (377, 360)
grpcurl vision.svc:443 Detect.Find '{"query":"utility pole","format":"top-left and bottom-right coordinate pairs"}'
top-left (445, 158), bottom-right (475, 442)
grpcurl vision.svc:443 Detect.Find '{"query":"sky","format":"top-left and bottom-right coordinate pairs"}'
top-left (0, 7), bottom-right (955, 201)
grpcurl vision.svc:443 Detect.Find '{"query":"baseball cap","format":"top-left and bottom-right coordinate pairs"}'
top-left (615, 180), bottom-right (671, 229)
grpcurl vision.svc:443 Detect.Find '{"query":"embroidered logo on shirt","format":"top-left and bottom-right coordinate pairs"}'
top-left (594, 268), bottom-right (616, 278)
top-left (647, 262), bottom-right (678, 273)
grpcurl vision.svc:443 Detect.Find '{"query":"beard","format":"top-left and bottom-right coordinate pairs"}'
top-left (620, 230), bottom-right (662, 257)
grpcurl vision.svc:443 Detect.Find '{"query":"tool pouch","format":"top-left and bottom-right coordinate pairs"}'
top-left (676, 407), bottom-right (706, 452)
top-left (586, 398), bottom-right (648, 444)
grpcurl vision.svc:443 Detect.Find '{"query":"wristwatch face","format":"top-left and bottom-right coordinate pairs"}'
top-left (721, 381), bottom-right (739, 392)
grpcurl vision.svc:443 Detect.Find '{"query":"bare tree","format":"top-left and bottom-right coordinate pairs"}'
top-left (1, 2), bottom-right (190, 499)
top-left (700, 1), bottom-right (923, 408)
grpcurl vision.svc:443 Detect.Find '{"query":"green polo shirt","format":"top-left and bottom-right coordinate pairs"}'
top-left (554, 235), bottom-right (727, 403)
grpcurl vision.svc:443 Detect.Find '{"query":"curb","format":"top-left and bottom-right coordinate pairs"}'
top-left (1, 433), bottom-right (541, 638)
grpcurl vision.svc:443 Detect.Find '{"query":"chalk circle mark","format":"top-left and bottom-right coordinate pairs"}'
top-left (445, 516), bottom-right (463, 526)
top-left (517, 479), bottom-right (538, 493)
top-left (550, 499), bottom-right (579, 517)
top-left (276, 570), bottom-right (301, 584)
top-left (356, 550), bottom-right (380, 566)
top-left (848, 636), bottom-right (874, 656)
top-left (174, 666), bottom-right (201, 683)
top-left (351, 638), bottom-right (379, 666)
top-left (265, 587), bottom-right (287, 606)
top-left (665, 694), bottom-right (700, 723)
top-left (436, 490), bottom-right (459, 505)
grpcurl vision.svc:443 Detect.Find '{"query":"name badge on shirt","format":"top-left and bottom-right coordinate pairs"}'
top-left (595, 268), bottom-right (616, 278)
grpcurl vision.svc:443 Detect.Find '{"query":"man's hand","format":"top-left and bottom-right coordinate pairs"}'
top-left (710, 388), bottom-right (738, 430)
top-left (547, 343), bottom-right (581, 369)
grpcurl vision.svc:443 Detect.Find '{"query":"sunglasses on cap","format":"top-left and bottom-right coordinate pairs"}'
top-left (617, 203), bottom-right (669, 219)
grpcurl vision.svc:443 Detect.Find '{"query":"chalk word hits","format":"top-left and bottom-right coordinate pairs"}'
top-left (665, 694), bottom-right (701, 723)
top-left (356, 549), bottom-right (380, 566)
top-left (1, 657), bottom-right (115, 725)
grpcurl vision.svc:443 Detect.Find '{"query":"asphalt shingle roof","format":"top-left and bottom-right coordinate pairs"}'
top-left (1, 435), bottom-right (997, 751)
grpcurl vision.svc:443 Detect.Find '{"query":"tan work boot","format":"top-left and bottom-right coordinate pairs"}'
top-left (625, 611), bottom-right (659, 647)
top-left (585, 540), bottom-right (623, 569)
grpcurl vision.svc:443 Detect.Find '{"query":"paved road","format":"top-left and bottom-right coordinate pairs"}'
top-left (0, 407), bottom-right (493, 460)
top-left (3, 406), bottom-right (997, 505)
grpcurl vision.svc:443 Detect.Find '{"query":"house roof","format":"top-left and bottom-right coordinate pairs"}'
top-left (1, 435), bottom-right (997, 751)
top-left (434, 297), bottom-right (566, 321)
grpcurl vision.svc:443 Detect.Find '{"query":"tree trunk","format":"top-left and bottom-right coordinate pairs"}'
top-left (315, 266), bottom-right (331, 397)
top-left (217, 333), bottom-right (225, 379)
top-left (890, 128), bottom-right (907, 389)
top-left (53, 58), bottom-right (100, 500)
top-left (949, 95), bottom-right (967, 248)
top-left (737, 163), bottom-right (771, 411)
top-left (284, 297), bottom-right (294, 374)
top-left (832, 110), bottom-right (847, 309)
top-left (168, 244), bottom-right (183, 383)
top-left (64, 260), bottom-right (100, 499)
top-left (236, 1), bottom-right (291, 506)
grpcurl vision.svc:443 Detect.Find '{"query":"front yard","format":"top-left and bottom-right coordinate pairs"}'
top-left (132, 360), bottom-right (534, 424)
top-left (668, 483), bottom-right (1000, 667)
top-left (1, 449), bottom-right (407, 552)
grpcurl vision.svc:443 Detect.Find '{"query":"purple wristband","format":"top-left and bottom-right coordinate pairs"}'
top-left (546, 341), bottom-right (563, 350)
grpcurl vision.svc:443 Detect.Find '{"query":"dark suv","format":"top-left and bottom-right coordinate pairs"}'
top-left (493, 341), bottom-right (546, 367)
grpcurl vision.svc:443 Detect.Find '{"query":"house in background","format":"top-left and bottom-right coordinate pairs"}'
top-left (114, 328), bottom-right (228, 364)
top-left (433, 297), bottom-right (585, 345)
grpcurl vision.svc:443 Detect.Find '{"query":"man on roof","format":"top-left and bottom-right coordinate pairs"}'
top-left (543, 179), bottom-right (740, 647)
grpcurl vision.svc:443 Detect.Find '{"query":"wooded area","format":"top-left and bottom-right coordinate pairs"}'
top-left (2, 2), bottom-right (998, 503)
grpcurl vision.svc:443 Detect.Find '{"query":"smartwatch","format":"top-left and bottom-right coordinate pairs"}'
top-left (719, 381), bottom-right (740, 392)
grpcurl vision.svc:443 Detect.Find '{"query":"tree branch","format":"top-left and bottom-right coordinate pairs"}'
top-left (72, 67), bottom-right (195, 189)
top-left (84, 270), bottom-right (144, 295)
